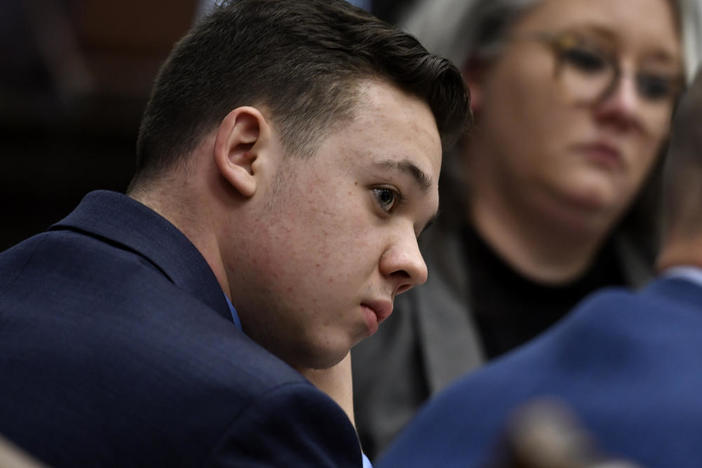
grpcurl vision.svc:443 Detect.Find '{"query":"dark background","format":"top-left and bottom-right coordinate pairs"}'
top-left (2, 0), bottom-right (202, 250)
top-left (1, 0), bottom-right (412, 251)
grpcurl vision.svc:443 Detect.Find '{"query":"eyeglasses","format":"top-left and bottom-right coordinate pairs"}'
top-left (515, 30), bottom-right (683, 126)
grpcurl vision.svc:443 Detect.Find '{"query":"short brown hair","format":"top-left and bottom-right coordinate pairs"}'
top-left (132, 0), bottom-right (470, 187)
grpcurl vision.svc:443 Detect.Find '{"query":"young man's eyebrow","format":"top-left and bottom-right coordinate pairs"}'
top-left (373, 159), bottom-right (433, 192)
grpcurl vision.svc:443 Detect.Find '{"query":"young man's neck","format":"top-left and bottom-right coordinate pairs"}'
top-left (128, 169), bottom-right (233, 300)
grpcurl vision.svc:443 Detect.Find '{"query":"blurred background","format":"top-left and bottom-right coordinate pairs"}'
top-left (0, 0), bottom-right (411, 251)
top-left (1, 0), bottom-right (200, 250)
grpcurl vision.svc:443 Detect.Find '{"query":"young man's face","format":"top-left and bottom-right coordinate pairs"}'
top-left (233, 80), bottom-right (442, 369)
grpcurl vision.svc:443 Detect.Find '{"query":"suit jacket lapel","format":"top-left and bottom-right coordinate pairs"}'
top-left (644, 275), bottom-right (702, 311)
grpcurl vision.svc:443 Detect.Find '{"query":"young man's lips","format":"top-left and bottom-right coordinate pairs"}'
top-left (363, 300), bottom-right (393, 324)
top-left (361, 300), bottom-right (394, 335)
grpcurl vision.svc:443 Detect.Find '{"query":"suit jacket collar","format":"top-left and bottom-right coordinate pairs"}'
top-left (644, 274), bottom-right (702, 310)
top-left (50, 190), bottom-right (232, 322)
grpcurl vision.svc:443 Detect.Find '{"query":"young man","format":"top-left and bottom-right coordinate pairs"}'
top-left (0, 1), bottom-right (469, 466)
top-left (377, 70), bottom-right (702, 468)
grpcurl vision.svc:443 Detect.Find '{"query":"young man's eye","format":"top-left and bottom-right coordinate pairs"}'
top-left (372, 187), bottom-right (400, 213)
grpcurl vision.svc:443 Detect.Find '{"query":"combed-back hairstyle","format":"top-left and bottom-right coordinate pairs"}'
top-left (132, 0), bottom-right (469, 186)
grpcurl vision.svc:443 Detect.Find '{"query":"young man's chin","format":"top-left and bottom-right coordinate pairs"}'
top-left (285, 342), bottom-right (351, 371)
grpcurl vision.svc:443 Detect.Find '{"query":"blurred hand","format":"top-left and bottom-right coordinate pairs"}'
top-left (491, 399), bottom-right (641, 468)
top-left (0, 434), bottom-right (47, 468)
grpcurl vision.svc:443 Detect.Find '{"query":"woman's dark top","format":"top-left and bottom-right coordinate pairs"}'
top-left (463, 224), bottom-right (626, 359)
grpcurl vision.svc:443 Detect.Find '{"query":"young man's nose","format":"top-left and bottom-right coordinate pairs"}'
top-left (380, 234), bottom-right (428, 296)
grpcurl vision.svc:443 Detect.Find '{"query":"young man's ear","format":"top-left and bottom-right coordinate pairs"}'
top-left (213, 106), bottom-right (269, 198)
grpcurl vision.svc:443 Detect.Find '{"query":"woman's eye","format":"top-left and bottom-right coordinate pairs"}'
top-left (637, 73), bottom-right (677, 101)
top-left (372, 187), bottom-right (399, 213)
top-left (561, 46), bottom-right (608, 74)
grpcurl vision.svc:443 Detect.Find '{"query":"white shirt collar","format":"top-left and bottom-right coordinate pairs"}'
top-left (661, 265), bottom-right (702, 287)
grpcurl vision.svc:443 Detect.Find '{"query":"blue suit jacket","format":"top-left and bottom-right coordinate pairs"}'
top-left (0, 191), bottom-right (362, 467)
top-left (379, 277), bottom-right (702, 468)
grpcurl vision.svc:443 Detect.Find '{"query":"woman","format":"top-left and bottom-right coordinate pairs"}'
top-left (352, 0), bottom-right (702, 458)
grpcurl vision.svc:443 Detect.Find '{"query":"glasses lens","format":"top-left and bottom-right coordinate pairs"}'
top-left (530, 30), bottom-right (681, 130)
top-left (553, 38), bottom-right (614, 102)
top-left (636, 73), bottom-right (678, 101)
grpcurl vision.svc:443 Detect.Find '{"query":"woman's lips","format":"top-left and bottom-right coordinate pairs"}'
top-left (575, 142), bottom-right (624, 170)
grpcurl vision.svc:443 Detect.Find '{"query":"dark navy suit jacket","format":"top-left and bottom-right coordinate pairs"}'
top-left (0, 191), bottom-right (362, 467)
top-left (378, 277), bottom-right (702, 468)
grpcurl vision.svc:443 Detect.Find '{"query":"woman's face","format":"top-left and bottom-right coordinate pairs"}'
top-left (468, 0), bottom-right (682, 233)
